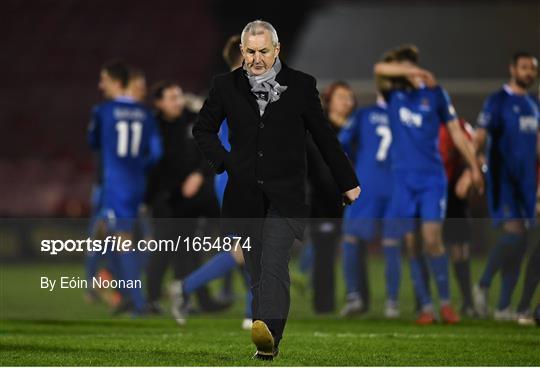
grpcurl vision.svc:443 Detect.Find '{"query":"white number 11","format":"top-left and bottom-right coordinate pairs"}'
top-left (116, 121), bottom-right (142, 157)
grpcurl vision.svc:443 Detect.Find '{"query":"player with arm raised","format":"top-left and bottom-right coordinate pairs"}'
top-left (374, 45), bottom-right (483, 324)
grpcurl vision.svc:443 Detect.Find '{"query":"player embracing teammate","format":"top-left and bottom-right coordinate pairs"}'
top-left (374, 45), bottom-right (484, 324)
top-left (87, 60), bottom-right (163, 315)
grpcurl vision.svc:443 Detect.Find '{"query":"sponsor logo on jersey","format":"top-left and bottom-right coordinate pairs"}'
top-left (399, 107), bottom-right (422, 127)
top-left (519, 116), bottom-right (538, 133)
top-left (369, 112), bottom-right (389, 125)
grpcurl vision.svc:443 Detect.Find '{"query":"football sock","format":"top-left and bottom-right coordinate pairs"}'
top-left (243, 268), bottom-right (253, 318)
top-left (85, 251), bottom-right (102, 282)
top-left (358, 242), bottom-right (370, 305)
top-left (383, 245), bottom-right (401, 302)
top-left (299, 242), bottom-right (314, 274)
top-left (221, 271), bottom-right (233, 296)
top-left (428, 253), bottom-right (450, 303)
top-left (342, 239), bottom-right (361, 295)
top-left (453, 258), bottom-right (473, 307)
top-left (119, 251), bottom-right (145, 312)
top-left (498, 234), bottom-right (527, 310)
top-left (479, 232), bottom-right (521, 288)
top-left (517, 244), bottom-right (540, 313)
top-left (409, 257), bottom-right (432, 307)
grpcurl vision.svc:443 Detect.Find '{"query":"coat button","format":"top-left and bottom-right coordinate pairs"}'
top-left (258, 150), bottom-right (263, 157)
top-left (257, 179), bottom-right (264, 185)
top-left (259, 123), bottom-right (264, 128)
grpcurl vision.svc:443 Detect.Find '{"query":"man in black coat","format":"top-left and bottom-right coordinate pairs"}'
top-left (193, 20), bottom-right (360, 360)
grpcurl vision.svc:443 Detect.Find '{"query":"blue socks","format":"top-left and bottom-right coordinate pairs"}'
top-left (409, 257), bottom-right (432, 307)
top-left (383, 245), bottom-right (401, 302)
top-left (183, 252), bottom-right (237, 295)
top-left (118, 251), bottom-right (145, 312)
top-left (428, 253), bottom-right (450, 303)
top-left (243, 268), bottom-right (253, 318)
top-left (498, 234), bottom-right (527, 310)
top-left (342, 240), bottom-right (360, 296)
top-left (85, 251), bottom-right (102, 282)
top-left (479, 233), bottom-right (521, 288)
top-left (299, 243), bottom-right (314, 274)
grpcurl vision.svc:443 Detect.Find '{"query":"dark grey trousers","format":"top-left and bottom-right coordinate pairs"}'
top-left (240, 200), bottom-right (305, 347)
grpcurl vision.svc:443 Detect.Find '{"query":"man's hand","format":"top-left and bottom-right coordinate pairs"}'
top-left (470, 166), bottom-right (484, 195)
top-left (343, 186), bottom-right (361, 205)
top-left (455, 169), bottom-right (472, 199)
top-left (182, 172), bottom-right (204, 199)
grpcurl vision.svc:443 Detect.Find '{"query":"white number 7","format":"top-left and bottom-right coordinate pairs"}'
top-left (375, 125), bottom-right (392, 161)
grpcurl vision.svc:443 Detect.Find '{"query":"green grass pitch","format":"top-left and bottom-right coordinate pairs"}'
top-left (1, 259), bottom-right (539, 366)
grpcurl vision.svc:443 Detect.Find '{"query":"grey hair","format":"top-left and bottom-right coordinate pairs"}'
top-left (241, 20), bottom-right (279, 47)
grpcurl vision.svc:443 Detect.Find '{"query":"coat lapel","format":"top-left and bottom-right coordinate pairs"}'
top-left (233, 68), bottom-right (260, 118)
top-left (261, 64), bottom-right (289, 122)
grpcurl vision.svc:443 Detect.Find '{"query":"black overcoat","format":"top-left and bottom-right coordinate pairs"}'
top-left (192, 64), bottom-right (359, 219)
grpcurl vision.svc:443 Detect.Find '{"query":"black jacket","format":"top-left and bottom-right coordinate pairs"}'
top-left (146, 110), bottom-right (204, 204)
top-left (306, 125), bottom-right (345, 219)
top-left (192, 64), bottom-right (359, 219)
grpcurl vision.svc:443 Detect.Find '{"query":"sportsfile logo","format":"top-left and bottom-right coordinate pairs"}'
top-left (40, 236), bottom-right (251, 255)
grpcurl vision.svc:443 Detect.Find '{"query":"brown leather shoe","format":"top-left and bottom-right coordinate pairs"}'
top-left (251, 320), bottom-right (275, 359)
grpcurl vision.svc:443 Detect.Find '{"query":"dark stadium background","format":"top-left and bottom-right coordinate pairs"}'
top-left (1, 0), bottom-right (539, 259)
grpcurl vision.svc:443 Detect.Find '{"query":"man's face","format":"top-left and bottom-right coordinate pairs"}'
top-left (241, 30), bottom-right (280, 76)
top-left (510, 57), bottom-right (538, 89)
top-left (98, 70), bottom-right (120, 99)
top-left (127, 76), bottom-right (147, 102)
top-left (155, 86), bottom-right (184, 120)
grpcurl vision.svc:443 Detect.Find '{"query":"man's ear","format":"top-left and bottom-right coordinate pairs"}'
top-left (274, 43), bottom-right (280, 57)
top-left (239, 44), bottom-right (245, 57)
top-left (509, 64), bottom-right (515, 79)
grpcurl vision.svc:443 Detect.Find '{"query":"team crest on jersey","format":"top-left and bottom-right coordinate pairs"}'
top-left (419, 98), bottom-right (431, 112)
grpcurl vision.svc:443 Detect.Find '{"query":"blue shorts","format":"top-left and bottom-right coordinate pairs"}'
top-left (487, 166), bottom-right (536, 225)
top-left (384, 170), bottom-right (447, 239)
top-left (343, 195), bottom-right (391, 241)
top-left (100, 190), bottom-right (143, 233)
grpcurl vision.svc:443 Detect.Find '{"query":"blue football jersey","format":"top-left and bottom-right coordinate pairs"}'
top-left (218, 119), bottom-right (231, 152)
top-left (386, 85), bottom-right (457, 173)
top-left (478, 85), bottom-right (539, 183)
top-left (214, 119), bottom-right (231, 207)
top-left (339, 101), bottom-right (392, 198)
top-left (88, 97), bottom-right (162, 206)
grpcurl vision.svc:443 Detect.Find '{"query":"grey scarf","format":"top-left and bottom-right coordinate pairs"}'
top-left (245, 58), bottom-right (288, 116)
